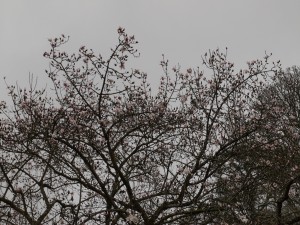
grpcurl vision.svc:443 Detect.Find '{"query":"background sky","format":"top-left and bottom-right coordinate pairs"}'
top-left (1, 0), bottom-right (300, 98)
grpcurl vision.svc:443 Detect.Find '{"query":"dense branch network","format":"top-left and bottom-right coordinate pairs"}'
top-left (1, 28), bottom-right (299, 225)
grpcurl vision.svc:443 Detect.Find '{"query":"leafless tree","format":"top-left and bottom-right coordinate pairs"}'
top-left (213, 66), bottom-right (300, 225)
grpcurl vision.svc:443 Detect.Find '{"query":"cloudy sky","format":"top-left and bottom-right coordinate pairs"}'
top-left (1, 0), bottom-right (300, 98)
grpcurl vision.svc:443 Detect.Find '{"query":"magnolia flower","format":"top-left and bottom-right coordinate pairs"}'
top-left (292, 165), bottom-right (299, 172)
top-left (117, 27), bottom-right (125, 34)
top-left (292, 133), bottom-right (300, 139)
top-left (220, 174), bottom-right (228, 180)
top-left (101, 119), bottom-right (112, 127)
top-left (182, 167), bottom-right (192, 175)
top-left (69, 118), bottom-right (76, 125)
top-left (20, 101), bottom-right (28, 108)
top-left (179, 95), bottom-right (188, 103)
top-left (126, 214), bottom-right (139, 224)
top-left (114, 107), bottom-right (122, 114)
top-left (43, 52), bottom-right (49, 57)
top-left (0, 100), bottom-right (6, 107)
top-left (157, 102), bottom-right (165, 111)
top-left (239, 215), bottom-right (248, 223)
top-left (127, 103), bottom-right (133, 109)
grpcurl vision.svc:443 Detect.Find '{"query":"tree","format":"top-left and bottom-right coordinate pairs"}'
top-left (255, 66), bottom-right (300, 225)
top-left (214, 66), bottom-right (300, 225)
top-left (0, 28), bottom-right (281, 225)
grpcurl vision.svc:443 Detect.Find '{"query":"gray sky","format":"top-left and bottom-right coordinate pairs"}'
top-left (1, 0), bottom-right (300, 98)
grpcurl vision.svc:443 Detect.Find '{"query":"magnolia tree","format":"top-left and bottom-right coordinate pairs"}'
top-left (0, 28), bottom-right (281, 225)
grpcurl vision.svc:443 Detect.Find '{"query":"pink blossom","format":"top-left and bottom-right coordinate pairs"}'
top-left (126, 214), bottom-right (139, 224)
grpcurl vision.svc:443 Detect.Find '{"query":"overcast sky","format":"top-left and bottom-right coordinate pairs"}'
top-left (1, 0), bottom-right (300, 98)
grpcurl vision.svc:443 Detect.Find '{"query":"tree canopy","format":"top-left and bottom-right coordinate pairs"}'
top-left (0, 28), bottom-right (299, 225)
